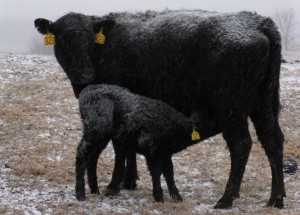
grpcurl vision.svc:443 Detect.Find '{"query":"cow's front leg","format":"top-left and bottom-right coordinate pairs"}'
top-left (214, 119), bottom-right (252, 209)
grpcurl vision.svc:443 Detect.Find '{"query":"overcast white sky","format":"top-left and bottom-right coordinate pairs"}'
top-left (0, 0), bottom-right (299, 53)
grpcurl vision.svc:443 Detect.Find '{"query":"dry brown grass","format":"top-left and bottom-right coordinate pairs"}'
top-left (0, 54), bottom-right (299, 214)
top-left (0, 207), bottom-right (8, 215)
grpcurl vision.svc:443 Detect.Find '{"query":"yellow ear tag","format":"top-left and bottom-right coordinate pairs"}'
top-left (44, 31), bottom-right (55, 45)
top-left (95, 27), bottom-right (105, 44)
top-left (191, 128), bottom-right (201, 141)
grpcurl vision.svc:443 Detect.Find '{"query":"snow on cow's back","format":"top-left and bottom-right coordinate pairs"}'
top-left (105, 9), bottom-right (218, 36)
top-left (105, 9), bottom-right (268, 48)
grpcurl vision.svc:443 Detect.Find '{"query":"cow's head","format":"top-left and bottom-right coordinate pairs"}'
top-left (34, 13), bottom-right (115, 95)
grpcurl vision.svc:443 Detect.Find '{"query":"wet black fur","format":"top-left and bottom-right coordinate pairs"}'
top-left (35, 9), bottom-right (285, 208)
top-left (76, 84), bottom-right (198, 202)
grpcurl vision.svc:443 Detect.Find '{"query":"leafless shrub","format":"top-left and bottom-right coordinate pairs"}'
top-left (273, 8), bottom-right (297, 50)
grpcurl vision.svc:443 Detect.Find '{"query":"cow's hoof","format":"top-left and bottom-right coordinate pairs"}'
top-left (76, 194), bottom-right (86, 201)
top-left (124, 180), bottom-right (137, 190)
top-left (214, 198), bottom-right (233, 209)
top-left (266, 198), bottom-right (284, 209)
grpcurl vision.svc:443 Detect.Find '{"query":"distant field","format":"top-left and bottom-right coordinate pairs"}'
top-left (0, 54), bottom-right (299, 214)
top-left (282, 44), bottom-right (300, 62)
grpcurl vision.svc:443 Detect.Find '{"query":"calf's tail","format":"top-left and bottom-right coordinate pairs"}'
top-left (79, 95), bottom-right (115, 141)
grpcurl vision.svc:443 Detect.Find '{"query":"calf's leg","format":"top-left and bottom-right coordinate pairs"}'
top-left (146, 157), bottom-right (164, 203)
top-left (76, 138), bottom-right (109, 200)
top-left (87, 138), bottom-right (110, 194)
top-left (75, 139), bottom-right (88, 201)
top-left (105, 140), bottom-right (126, 196)
top-left (124, 151), bottom-right (139, 190)
top-left (162, 156), bottom-right (182, 202)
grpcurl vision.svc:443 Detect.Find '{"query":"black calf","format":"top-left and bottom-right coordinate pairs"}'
top-left (76, 84), bottom-right (200, 202)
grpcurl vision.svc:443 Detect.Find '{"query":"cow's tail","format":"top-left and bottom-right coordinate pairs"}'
top-left (260, 18), bottom-right (282, 119)
top-left (79, 92), bottom-right (115, 142)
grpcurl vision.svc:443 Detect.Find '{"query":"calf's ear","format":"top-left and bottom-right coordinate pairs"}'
top-left (34, 18), bottom-right (53, 35)
top-left (93, 19), bottom-right (115, 34)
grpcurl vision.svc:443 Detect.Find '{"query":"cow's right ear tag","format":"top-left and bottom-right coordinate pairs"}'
top-left (95, 27), bottom-right (105, 44)
top-left (44, 31), bottom-right (55, 45)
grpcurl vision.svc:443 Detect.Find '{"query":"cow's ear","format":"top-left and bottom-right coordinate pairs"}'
top-left (34, 18), bottom-right (54, 35)
top-left (93, 19), bottom-right (115, 34)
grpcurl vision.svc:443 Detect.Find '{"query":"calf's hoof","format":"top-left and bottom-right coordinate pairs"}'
top-left (153, 192), bottom-right (164, 203)
top-left (90, 189), bottom-right (100, 195)
top-left (154, 197), bottom-right (164, 203)
top-left (170, 193), bottom-right (183, 202)
top-left (75, 185), bottom-right (86, 201)
top-left (104, 187), bottom-right (121, 196)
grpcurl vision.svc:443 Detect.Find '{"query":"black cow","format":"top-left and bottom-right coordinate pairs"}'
top-left (34, 9), bottom-right (285, 208)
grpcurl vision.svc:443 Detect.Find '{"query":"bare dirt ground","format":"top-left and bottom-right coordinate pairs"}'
top-left (0, 53), bottom-right (299, 214)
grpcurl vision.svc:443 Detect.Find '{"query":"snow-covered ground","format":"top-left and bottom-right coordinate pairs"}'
top-left (0, 53), bottom-right (299, 214)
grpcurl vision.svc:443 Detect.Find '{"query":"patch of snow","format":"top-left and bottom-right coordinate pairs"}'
top-left (195, 203), bottom-right (240, 213)
top-left (152, 209), bottom-right (162, 214)
top-left (39, 131), bottom-right (50, 138)
top-left (100, 202), bottom-right (131, 213)
top-left (202, 181), bottom-right (214, 187)
top-left (46, 117), bottom-right (56, 124)
top-left (55, 152), bottom-right (63, 162)
top-left (281, 62), bottom-right (300, 71)
top-left (24, 206), bottom-right (42, 215)
top-left (194, 203), bottom-right (214, 213)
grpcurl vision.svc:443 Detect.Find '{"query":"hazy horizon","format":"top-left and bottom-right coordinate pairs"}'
top-left (0, 0), bottom-right (299, 54)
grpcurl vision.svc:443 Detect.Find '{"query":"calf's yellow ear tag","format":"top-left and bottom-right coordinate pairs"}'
top-left (95, 27), bottom-right (105, 44)
top-left (44, 31), bottom-right (55, 45)
top-left (191, 128), bottom-right (201, 141)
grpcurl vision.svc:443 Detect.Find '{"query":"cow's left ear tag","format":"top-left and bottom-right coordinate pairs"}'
top-left (95, 27), bottom-right (105, 44)
top-left (44, 31), bottom-right (55, 45)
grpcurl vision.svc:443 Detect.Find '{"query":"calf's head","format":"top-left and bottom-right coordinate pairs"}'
top-left (34, 13), bottom-right (115, 96)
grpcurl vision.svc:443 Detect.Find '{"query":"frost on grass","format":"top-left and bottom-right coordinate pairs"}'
top-left (0, 53), bottom-right (300, 214)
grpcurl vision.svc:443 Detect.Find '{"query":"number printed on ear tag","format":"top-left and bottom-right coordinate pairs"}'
top-left (44, 32), bottom-right (55, 45)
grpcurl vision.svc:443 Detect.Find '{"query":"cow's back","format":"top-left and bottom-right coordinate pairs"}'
top-left (98, 10), bottom-right (274, 117)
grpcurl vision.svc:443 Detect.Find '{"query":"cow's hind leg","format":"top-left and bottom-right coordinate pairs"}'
top-left (214, 119), bottom-right (252, 209)
top-left (251, 108), bottom-right (285, 208)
